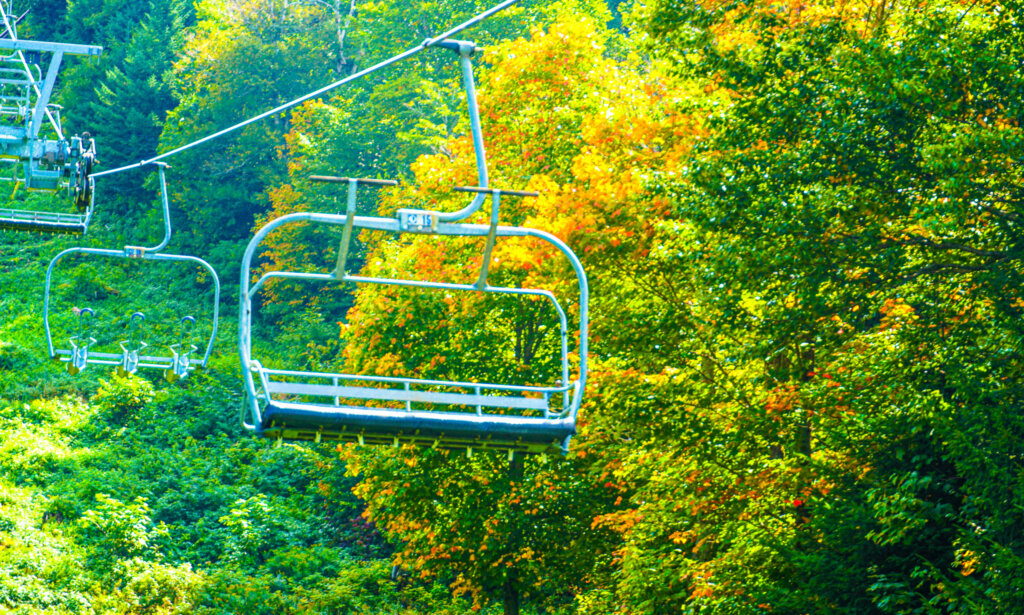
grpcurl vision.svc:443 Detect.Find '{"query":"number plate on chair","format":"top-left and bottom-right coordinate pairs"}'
top-left (399, 210), bottom-right (436, 233)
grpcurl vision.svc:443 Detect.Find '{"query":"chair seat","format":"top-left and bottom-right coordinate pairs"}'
top-left (261, 401), bottom-right (574, 453)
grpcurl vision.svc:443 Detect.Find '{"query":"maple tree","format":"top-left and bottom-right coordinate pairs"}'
top-left (336, 0), bottom-right (1024, 611)
top-left (154, 0), bottom-right (341, 289)
top-left (329, 12), bottom-right (634, 614)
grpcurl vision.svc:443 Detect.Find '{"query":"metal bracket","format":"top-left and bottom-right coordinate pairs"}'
top-left (309, 175), bottom-right (399, 276)
top-left (117, 312), bottom-right (147, 376)
top-left (167, 316), bottom-right (197, 382)
top-left (452, 186), bottom-right (539, 289)
top-left (434, 39), bottom-right (479, 57)
top-left (67, 307), bottom-right (95, 375)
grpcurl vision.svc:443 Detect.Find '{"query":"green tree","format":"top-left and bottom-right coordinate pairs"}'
top-left (77, 493), bottom-right (166, 562)
top-left (613, 0), bottom-right (1024, 610)
top-left (157, 0), bottom-right (339, 285)
top-left (332, 13), bottom-right (637, 614)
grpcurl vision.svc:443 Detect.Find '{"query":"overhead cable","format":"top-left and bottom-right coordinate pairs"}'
top-left (91, 0), bottom-right (521, 179)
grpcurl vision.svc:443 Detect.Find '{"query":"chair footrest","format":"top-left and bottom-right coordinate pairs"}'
top-left (0, 209), bottom-right (86, 234)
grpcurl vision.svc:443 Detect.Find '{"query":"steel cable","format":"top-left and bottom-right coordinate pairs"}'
top-left (90, 0), bottom-right (521, 179)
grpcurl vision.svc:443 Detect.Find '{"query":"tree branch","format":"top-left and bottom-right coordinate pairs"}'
top-left (896, 236), bottom-right (1012, 260)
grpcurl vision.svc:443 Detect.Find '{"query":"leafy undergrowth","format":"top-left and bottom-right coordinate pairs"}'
top-left (0, 237), bottom-right (490, 614)
top-left (0, 366), bottom-right (497, 614)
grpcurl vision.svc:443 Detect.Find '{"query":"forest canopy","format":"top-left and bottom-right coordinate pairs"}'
top-left (0, 0), bottom-right (1022, 613)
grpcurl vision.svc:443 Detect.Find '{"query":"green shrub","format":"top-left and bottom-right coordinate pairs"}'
top-left (265, 544), bottom-right (348, 584)
top-left (191, 568), bottom-right (295, 615)
top-left (575, 588), bottom-right (617, 615)
top-left (63, 263), bottom-right (121, 302)
top-left (6, 396), bottom-right (95, 431)
top-left (91, 374), bottom-right (156, 423)
top-left (291, 559), bottom-right (400, 614)
top-left (0, 424), bottom-right (73, 484)
top-left (219, 494), bottom-right (311, 567)
top-left (0, 340), bottom-right (32, 372)
top-left (77, 494), bottom-right (166, 562)
top-left (96, 558), bottom-right (204, 615)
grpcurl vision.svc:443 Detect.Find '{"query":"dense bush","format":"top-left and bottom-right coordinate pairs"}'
top-left (91, 374), bottom-right (157, 423)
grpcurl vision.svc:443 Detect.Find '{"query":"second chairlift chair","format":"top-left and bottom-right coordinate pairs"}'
top-left (43, 164), bottom-right (221, 382)
top-left (239, 40), bottom-right (589, 456)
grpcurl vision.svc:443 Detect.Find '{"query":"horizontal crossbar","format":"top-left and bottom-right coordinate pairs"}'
top-left (308, 175), bottom-right (398, 186)
top-left (53, 349), bottom-right (181, 364)
top-left (0, 40), bottom-right (102, 57)
top-left (453, 185), bottom-right (539, 197)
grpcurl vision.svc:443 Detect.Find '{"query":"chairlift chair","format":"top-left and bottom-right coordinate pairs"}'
top-left (0, 2), bottom-right (101, 234)
top-left (240, 181), bottom-right (588, 455)
top-left (43, 164), bottom-right (221, 380)
top-left (239, 40), bottom-right (589, 455)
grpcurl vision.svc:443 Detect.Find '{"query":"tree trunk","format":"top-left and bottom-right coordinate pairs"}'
top-left (503, 454), bottom-right (524, 615)
top-left (333, 0), bottom-right (358, 76)
top-left (503, 575), bottom-right (521, 615)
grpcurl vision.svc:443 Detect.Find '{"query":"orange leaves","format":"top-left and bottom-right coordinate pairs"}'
top-left (765, 384), bottom-right (800, 417)
top-left (668, 530), bottom-right (696, 545)
top-left (592, 508), bottom-right (643, 534)
top-left (879, 297), bottom-right (918, 331)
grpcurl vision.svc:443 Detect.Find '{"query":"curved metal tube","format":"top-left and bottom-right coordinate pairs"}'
top-left (44, 247), bottom-right (221, 370)
top-left (124, 163), bottom-right (172, 253)
top-left (435, 43), bottom-right (488, 223)
top-left (119, 312), bottom-right (147, 375)
top-left (167, 315), bottom-right (198, 381)
top-left (74, 307), bottom-right (94, 337)
top-left (178, 315), bottom-right (196, 346)
top-left (152, 164), bottom-right (172, 252)
top-left (126, 312), bottom-right (146, 347)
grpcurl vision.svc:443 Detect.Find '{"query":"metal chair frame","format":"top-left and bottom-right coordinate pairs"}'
top-left (240, 184), bottom-right (588, 455)
top-left (239, 40), bottom-right (588, 455)
top-left (43, 164), bottom-right (221, 380)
